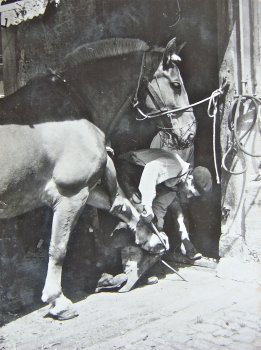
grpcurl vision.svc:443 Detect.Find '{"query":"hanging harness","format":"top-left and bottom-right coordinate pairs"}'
top-left (221, 95), bottom-right (261, 175)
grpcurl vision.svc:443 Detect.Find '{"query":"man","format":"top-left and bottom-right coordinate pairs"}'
top-left (139, 154), bottom-right (212, 260)
top-left (130, 143), bottom-right (212, 259)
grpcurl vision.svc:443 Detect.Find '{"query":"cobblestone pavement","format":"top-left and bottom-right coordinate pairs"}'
top-left (1, 266), bottom-right (260, 350)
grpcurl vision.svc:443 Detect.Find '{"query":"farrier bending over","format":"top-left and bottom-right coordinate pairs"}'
top-left (137, 147), bottom-right (212, 260)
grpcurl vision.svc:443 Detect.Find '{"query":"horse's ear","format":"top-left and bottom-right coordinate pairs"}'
top-left (162, 37), bottom-right (181, 69)
top-left (177, 41), bottom-right (187, 54)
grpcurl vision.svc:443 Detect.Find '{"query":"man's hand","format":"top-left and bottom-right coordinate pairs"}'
top-left (141, 206), bottom-right (154, 224)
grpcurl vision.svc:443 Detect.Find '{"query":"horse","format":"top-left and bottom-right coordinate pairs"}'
top-left (0, 80), bottom-right (170, 320)
top-left (118, 37), bottom-right (200, 259)
top-left (0, 36), bottom-right (196, 319)
top-left (63, 37), bottom-right (198, 258)
top-left (63, 37), bottom-right (196, 153)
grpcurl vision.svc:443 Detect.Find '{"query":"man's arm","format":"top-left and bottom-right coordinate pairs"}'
top-left (139, 160), bottom-right (161, 215)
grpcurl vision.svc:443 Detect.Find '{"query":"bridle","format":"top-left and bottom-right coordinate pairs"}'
top-left (157, 121), bottom-right (196, 150)
top-left (132, 53), bottom-right (195, 119)
top-left (132, 52), bottom-right (196, 149)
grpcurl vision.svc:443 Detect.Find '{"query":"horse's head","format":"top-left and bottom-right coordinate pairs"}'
top-left (137, 38), bottom-right (196, 150)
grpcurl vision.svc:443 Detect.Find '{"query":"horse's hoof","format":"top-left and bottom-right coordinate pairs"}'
top-left (48, 307), bottom-right (79, 321)
top-left (46, 294), bottom-right (78, 320)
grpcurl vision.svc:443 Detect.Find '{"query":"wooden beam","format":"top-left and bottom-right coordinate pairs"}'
top-left (250, 0), bottom-right (261, 97)
top-left (1, 26), bottom-right (17, 95)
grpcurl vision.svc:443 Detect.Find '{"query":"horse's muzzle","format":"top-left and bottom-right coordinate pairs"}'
top-left (172, 132), bottom-right (195, 150)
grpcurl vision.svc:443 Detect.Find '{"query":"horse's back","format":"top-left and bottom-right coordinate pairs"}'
top-left (0, 75), bottom-right (83, 125)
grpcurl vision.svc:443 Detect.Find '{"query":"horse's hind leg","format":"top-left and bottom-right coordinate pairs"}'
top-left (42, 182), bottom-right (89, 320)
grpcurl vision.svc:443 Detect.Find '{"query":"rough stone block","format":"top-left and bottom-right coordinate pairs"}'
top-left (216, 257), bottom-right (261, 284)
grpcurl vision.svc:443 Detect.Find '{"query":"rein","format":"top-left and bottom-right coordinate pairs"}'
top-left (132, 52), bottom-right (226, 125)
top-left (134, 91), bottom-right (223, 120)
top-left (132, 54), bottom-right (229, 183)
top-left (132, 55), bottom-right (228, 122)
top-left (133, 52), bottom-right (228, 184)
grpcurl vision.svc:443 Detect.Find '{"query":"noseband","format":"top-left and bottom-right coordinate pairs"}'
top-left (157, 118), bottom-right (196, 150)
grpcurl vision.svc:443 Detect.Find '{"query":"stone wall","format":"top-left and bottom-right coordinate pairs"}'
top-left (217, 0), bottom-right (261, 282)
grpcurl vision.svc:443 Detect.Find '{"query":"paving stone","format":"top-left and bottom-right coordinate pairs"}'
top-left (225, 321), bottom-right (242, 332)
top-left (253, 339), bottom-right (261, 348)
top-left (196, 333), bottom-right (219, 344)
top-left (187, 338), bottom-right (215, 350)
top-left (170, 342), bottom-right (193, 350)
top-left (210, 336), bottom-right (233, 347)
top-left (242, 314), bottom-right (261, 323)
top-left (237, 319), bottom-right (261, 330)
top-left (192, 323), bottom-right (220, 334)
top-left (212, 328), bottom-right (234, 338)
top-left (228, 342), bottom-right (256, 350)
top-left (213, 319), bottom-right (230, 328)
top-left (142, 338), bottom-right (178, 350)
top-left (162, 331), bottom-right (192, 345)
top-left (233, 331), bottom-right (257, 344)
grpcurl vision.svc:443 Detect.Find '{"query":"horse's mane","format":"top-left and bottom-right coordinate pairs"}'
top-left (65, 38), bottom-right (150, 68)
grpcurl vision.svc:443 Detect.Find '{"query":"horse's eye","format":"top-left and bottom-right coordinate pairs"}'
top-left (171, 81), bottom-right (181, 90)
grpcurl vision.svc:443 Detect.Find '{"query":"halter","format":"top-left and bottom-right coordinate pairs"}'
top-left (132, 54), bottom-right (228, 121)
top-left (158, 120), bottom-right (197, 150)
top-left (132, 52), bottom-right (194, 119)
top-left (132, 52), bottom-right (196, 150)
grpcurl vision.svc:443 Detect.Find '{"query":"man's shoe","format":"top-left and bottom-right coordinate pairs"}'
top-left (181, 238), bottom-right (202, 260)
top-left (95, 273), bottom-right (128, 292)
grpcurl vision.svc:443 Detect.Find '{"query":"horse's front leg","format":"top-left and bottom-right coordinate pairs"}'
top-left (42, 181), bottom-right (89, 320)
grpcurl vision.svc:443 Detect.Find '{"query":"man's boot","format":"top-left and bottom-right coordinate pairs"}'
top-left (181, 238), bottom-right (202, 260)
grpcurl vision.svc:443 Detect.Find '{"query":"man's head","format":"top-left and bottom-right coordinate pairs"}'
top-left (193, 166), bottom-right (213, 194)
top-left (184, 166), bottom-right (213, 198)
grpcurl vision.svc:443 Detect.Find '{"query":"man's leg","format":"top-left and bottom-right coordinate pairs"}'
top-left (152, 189), bottom-right (177, 230)
top-left (139, 161), bottom-right (163, 221)
top-left (168, 198), bottom-right (202, 260)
